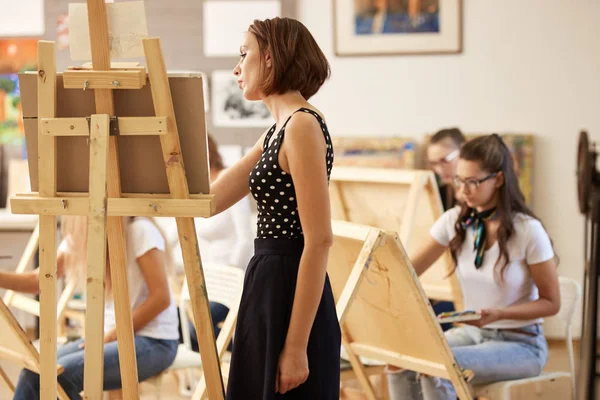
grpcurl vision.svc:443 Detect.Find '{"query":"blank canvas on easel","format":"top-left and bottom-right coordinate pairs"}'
top-left (19, 72), bottom-right (210, 194)
top-left (330, 166), bottom-right (463, 308)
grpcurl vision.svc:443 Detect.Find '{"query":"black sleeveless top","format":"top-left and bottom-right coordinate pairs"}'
top-left (249, 108), bottom-right (334, 239)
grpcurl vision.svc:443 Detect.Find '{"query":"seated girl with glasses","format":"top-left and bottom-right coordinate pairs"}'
top-left (387, 134), bottom-right (560, 399)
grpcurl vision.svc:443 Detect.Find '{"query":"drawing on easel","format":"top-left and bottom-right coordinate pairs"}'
top-left (68, 1), bottom-right (149, 60)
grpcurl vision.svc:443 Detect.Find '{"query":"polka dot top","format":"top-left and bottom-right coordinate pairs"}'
top-left (249, 108), bottom-right (334, 240)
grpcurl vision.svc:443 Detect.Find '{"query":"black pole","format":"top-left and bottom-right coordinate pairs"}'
top-left (579, 190), bottom-right (600, 400)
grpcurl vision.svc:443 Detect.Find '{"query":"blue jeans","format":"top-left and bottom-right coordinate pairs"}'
top-left (387, 323), bottom-right (548, 399)
top-left (14, 336), bottom-right (178, 400)
top-left (188, 301), bottom-right (230, 352)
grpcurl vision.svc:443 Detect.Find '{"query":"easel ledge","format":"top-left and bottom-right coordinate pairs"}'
top-left (11, 193), bottom-right (215, 218)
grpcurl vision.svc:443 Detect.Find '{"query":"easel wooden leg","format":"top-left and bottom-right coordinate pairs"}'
top-left (84, 0), bottom-right (140, 395)
top-left (143, 37), bottom-right (224, 400)
top-left (37, 40), bottom-right (58, 400)
top-left (0, 364), bottom-right (15, 392)
top-left (83, 114), bottom-right (110, 399)
top-left (334, 230), bottom-right (384, 400)
top-left (192, 292), bottom-right (242, 400)
top-left (177, 218), bottom-right (223, 398)
top-left (106, 169), bottom-right (139, 398)
top-left (342, 334), bottom-right (377, 400)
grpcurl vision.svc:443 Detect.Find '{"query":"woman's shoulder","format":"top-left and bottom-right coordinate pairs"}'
top-left (442, 206), bottom-right (462, 223)
top-left (129, 217), bottom-right (162, 238)
top-left (512, 212), bottom-right (549, 238)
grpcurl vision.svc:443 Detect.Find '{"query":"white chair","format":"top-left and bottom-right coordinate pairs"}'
top-left (474, 276), bottom-right (582, 400)
top-left (170, 263), bottom-right (245, 397)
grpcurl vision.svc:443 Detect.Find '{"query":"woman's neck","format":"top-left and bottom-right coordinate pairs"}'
top-left (262, 90), bottom-right (308, 125)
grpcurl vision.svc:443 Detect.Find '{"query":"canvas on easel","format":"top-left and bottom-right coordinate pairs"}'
top-left (330, 166), bottom-right (464, 310)
top-left (10, 1), bottom-right (225, 399)
top-left (327, 220), bottom-right (474, 400)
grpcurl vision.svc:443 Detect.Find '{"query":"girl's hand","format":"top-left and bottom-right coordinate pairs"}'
top-left (463, 308), bottom-right (503, 328)
top-left (275, 345), bottom-right (309, 394)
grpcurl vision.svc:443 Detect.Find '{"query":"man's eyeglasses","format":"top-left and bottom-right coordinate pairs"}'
top-left (429, 149), bottom-right (459, 168)
top-left (453, 172), bottom-right (498, 191)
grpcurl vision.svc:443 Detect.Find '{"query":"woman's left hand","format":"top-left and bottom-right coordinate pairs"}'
top-left (275, 345), bottom-right (309, 394)
top-left (78, 330), bottom-right (117, 349)
top-left (464, 308), bottom-right (503, 328)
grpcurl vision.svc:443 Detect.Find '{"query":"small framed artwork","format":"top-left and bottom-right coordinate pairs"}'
top-left (211, 70), bottom-right (274, 128)
top-left (333, 0), bottom-right (462, 56)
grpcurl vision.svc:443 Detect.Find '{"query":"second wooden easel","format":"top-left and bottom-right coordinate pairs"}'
top-left (10, 1), bottom-right (224, 399)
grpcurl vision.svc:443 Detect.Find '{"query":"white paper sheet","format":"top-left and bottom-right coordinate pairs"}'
top-left (68, 1), bottom-right (148, 61)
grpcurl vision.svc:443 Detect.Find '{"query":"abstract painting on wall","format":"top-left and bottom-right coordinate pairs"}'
top-left (0, 39), bottom-right (37, 149)
top-left (333, 0), bottom-right (461, 56)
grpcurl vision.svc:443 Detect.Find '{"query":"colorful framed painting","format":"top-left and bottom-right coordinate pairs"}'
top-left (331, 136), bottom-right (418, 169)
top-left (333, 0), bottom-right (462, 56)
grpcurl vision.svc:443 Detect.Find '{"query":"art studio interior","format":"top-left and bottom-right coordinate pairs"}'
top-left (0, 1), bottom-right (598, 399)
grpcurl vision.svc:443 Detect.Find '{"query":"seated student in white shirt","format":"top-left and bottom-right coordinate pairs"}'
top-left (386, 134), bottom-right (560, 400)
top-left (172, 134), bottom-right (253, 350)
top-left (0, 216), bottom-right (179, 400)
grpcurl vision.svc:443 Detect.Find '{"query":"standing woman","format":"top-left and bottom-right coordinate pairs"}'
top-left (208, 17), bottom-right (341, 399)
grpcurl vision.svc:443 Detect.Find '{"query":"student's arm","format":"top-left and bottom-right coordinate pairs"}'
top-left (210, 131), bottom-right (267, 215)
top-left (275, 113), bottom-right (332, 395)
top-left (0, 248), bottom-right (66, 294)
top-left (102, 248), bottom-right (171, 343)
top-left (410, 236), bottom-right (447, 276)
top-left (410, 209), bottom-right (456, 276)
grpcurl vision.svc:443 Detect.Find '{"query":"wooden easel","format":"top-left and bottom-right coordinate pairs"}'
top-left (10, 1), bottom-right (224, 399)
top-left (330, 166), bottom-right (464, 310)
top-left (327, 220), bottom-right (474, 400)
top-left (0, 297), bottom-right (70, 400)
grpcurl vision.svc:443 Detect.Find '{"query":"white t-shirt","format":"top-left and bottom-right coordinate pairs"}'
top-left (103, 218), bottom-right (180, 340)
top-left (430, 207), bottom-right (555, 329)
top-left (168, 196), bottom-right (255, 271)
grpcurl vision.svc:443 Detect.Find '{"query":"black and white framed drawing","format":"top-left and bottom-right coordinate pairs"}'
top-left (211, 70), bottom-right (274, 128)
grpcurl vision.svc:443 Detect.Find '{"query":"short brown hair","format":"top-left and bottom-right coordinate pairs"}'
top-left (430, 128), bottom-right (466, 148)
top-left (207, 134), bottom-right (225, 171)
top-left (248, 17), bottom-right (330, 100)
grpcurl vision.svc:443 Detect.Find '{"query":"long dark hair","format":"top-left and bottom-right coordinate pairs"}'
top-left (449, 134), bottom-right (555, 281)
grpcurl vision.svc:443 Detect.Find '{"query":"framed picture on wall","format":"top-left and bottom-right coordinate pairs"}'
top-left (211, 70), bottom-right (274, 128)
top-left (333, 0), bottom-right (462, 56)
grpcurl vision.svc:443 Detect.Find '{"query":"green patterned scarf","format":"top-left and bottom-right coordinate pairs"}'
top-left (460, 207), bottom-right (498, 269)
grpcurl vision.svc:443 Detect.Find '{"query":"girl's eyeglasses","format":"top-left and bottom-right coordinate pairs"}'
top-left (453, 172), bottom-right (498, 191)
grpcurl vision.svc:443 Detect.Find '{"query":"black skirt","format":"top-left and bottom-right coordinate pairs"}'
top-left (226, 238), bottom-right (341, 400)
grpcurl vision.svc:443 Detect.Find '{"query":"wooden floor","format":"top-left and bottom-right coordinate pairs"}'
top-left (0, 340), bottom-right (595, 399)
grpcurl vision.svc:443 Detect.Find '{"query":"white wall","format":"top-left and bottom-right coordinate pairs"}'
top-left (299, 0), bottom-right (600, 337)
